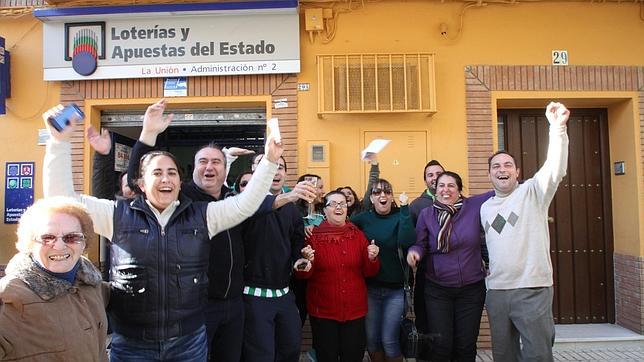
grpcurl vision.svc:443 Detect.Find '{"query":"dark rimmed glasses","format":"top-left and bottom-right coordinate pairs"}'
top-left (35, 232), bottom-right (86, 246)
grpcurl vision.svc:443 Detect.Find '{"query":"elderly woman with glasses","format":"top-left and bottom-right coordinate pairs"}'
top-left (0, 197), bottom-right (109, 361)
top-left (294, 191), bottom-right (380, 362)
top-left (351, 179), bottom-right (416, 362)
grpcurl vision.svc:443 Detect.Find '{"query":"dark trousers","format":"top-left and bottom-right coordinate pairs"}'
top-left (242, 292), bottom-right (301, 362)
top-left (413, 260), bottom-right (428, 333)
top-left (310, 316), bottom-right (366, 362)
top-left (291, 277), bottom-right (308, 326)
top-left (205, 296), bottom-right (244, 362)
top-left (425, 279), bottom-right (486, 362)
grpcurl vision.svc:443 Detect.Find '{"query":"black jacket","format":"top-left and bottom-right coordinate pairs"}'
top-left (109, 194), bottom-right (210, 341)
top-left (128, 141), bottom-right (274, 300)
top-left (242, 202), bottom-right (305, 289)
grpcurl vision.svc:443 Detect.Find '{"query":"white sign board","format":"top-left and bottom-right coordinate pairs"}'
top-left (552, 50), bottom-right (568, 66)
top-left (41, 12), bottom-right (300, 80)
top-left (114, 142), bottom-right (132, 172)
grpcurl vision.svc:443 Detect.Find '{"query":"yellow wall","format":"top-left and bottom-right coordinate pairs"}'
top-left (295, 2), bottom-right (644, 255)
top-left (0, 17), bottom-right (59, 263)
top-left (0, 2), bottom-right (643, 264)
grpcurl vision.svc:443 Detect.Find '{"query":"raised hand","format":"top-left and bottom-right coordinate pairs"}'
top-left (264, 137), bottom-right (284, 164)
top-left (301, 245), bottom-right (315, 261)
top-left (545, 102), bottom-right (570, 127)
top-left (42, 104), bottom-right (78, 142)
top-left (140, 99), bottom-right (173, 144)
top-left (367, 240), bottom-right (379, 261)
top-left (86, 126), bottom-right (111, 155)
top-left (407, 250), bottom-right (420, 267)
top-left (226, 147), bottom-right (255, 157)
top-left (399, 192), bottom-right (409, 206)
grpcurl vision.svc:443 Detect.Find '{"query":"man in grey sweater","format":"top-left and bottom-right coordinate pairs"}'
top-left (481, 102), bottom-right (570, 362)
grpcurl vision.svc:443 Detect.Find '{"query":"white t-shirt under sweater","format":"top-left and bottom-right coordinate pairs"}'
top-left (481, 124), bottom-right (568, 290)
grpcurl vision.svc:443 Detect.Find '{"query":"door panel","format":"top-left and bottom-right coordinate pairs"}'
top-left (499, 108), bottom-right (614, 324)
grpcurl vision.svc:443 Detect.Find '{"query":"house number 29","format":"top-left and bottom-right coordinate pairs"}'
top-left (552, 50), bottom-right (568, 66)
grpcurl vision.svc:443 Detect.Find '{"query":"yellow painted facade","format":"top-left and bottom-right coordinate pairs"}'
top-left (0, 3), bottom-right (643, 332)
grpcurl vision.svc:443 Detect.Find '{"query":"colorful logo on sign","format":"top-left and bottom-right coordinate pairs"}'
top-left (64, 22), bottom-right (106, 77)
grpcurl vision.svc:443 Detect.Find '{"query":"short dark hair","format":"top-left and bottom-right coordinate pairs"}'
top-left (195, 142), bottom-right (226, 167)
top-left (436, 171), bottom-right (463, 192)
top-left (487, 151), bottom-right (517, 171)
top-left (138, 150), bottom-right (184, 182)
top-left (423, 160), bottom-right (444, 178)
top-left (324, 190), bottom-right (346, 205)
top-left (233, 170), bottom-right (253, 194)
top-left (253, 153), bottom-right (287, 172)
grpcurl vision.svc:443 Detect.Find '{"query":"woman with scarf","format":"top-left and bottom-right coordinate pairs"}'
top-left (294, 191), bottom-right (380, 362)
top-left (0, 197), bottom-right (109, 361)
top-left (407, 171), bottom-right (493, 361)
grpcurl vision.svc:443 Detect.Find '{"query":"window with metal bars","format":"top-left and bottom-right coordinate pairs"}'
top-left (317, 53), bottom-right (436, 114)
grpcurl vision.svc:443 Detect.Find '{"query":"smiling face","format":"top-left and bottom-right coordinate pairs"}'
top-left (436, 174), bottom-right (461, 205)
top-left (340, 188), bottom-right (356, 207)
top-left (425, 165), bottom-right (444, 193)
top-left (139, 155), bottom-right (181, 211)
top-left (324, 193), bottom-right (348, 226)
top-left (31, 212), bottom-right (85, 273)
top-left (193, 147), bottom-right (226, 195)
top-left (270, 158), bottom-right (287, 195)
top-left (488, 153), bottom-right (520, 194)
top-left (370, 181), bottom-right (394, 215)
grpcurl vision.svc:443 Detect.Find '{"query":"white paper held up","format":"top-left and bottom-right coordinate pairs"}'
top-left (267, 118), bottom-right (282, 144)
top-left (361, 139), bottom-right (391, 160)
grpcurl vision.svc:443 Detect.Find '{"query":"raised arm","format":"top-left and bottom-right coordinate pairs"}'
top-left (362, 154), bottom-right (380, 210)
top-left (534, 102), bottom-right (570, 204)
top-left (206, 132), bottom-right (283, 236)
top-left (42, 106), bottom-right (116, 239)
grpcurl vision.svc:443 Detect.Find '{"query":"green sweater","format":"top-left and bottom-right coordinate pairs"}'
top-left (351, 205), bottom-right (416, 288)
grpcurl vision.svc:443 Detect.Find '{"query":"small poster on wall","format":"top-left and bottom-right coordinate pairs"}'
top-left (114, 142), bottom-right (132, 172)
top-left (5, 161), bottom-right (35, 224)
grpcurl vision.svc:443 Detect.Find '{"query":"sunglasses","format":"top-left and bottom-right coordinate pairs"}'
top-left (239, 181), bottom-right (249, 188)
top-left (35, 232), bottom-right (86, 245)
top-left (371, 187), bottom-right (393, 195)
top-left (325, 201), bottom-right (348, 209)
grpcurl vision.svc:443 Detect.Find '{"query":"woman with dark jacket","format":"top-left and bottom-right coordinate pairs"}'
top-left (295, 191), bottom-right (380, 362)
top-left (0, 197), bottom-right (109, 361)
top-left (407, 171), bottom-right (493, 361)
top-left (42, 100), bottom-right (282, 361)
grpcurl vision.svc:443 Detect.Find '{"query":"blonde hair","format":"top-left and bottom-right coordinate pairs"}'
top-left (16, 197), bottom-right (95, 253)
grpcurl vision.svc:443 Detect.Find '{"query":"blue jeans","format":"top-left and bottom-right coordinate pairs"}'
top-left (366, 286), bottom-right (404, 358)
top-left (110, 325), bottom-right (207, 362)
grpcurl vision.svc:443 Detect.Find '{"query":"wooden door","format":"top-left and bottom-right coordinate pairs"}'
top-left (498, 108), bottom-right (614, 324)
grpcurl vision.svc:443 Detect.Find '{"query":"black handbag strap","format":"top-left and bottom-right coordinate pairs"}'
top-left (396, 247), bottom-right (414, 317)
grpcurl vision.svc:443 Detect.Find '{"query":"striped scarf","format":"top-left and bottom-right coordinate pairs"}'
top-left (433, 197), bottom-right (463, 253)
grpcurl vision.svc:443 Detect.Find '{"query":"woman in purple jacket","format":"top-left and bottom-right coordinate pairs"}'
top-left (407, 171), bottom-right (493, 362)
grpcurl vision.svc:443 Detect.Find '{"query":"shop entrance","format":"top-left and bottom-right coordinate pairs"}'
top-left (95, 107), bottom-right (267, 198)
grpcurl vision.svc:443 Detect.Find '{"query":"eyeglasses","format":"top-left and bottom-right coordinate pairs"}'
top-left (35, 232), bottom-right (86, 245)
top-left (325, 201), bottom-right (348, 209)
top-left (239, 181), bottom-right (249, 188)
top-left (371, 187), bottom-right (393, 195)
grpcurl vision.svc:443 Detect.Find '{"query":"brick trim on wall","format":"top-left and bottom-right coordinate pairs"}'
top-left (59, 74), bottom-right (298, 191)
top-left (614, 253), bottom-right (644, 333)
top-left (465, 65), bottom-right (644, 339)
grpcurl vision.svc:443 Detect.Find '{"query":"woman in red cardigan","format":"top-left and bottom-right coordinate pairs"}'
top-left (295, 191), bottom-right (381, 362)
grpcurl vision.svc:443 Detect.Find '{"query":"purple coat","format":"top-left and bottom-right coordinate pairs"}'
top-left (409, 191), bottom-right (494, 288)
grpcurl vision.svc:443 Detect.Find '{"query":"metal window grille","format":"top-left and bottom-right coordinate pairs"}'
top-left (317, 53), bottom-right (436, 114)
